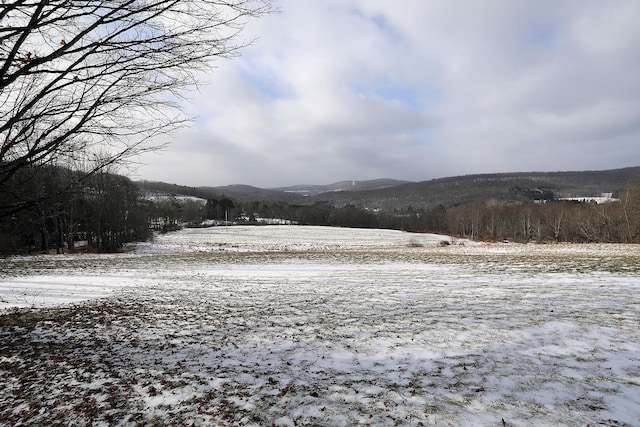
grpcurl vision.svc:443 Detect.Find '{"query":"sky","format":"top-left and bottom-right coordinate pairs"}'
top-left (135, 0), bottom-right (640, 188)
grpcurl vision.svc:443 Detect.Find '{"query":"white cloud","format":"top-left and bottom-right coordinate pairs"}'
top-left (136, 0), bottom-right (640, 187)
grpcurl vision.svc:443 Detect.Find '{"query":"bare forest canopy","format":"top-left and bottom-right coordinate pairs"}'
top-left (141, 167), bottom-right (640, 209)
top-left (2, 165), bottom-right (640, 255)
top-left (134, 166), bottom-right (640, 244)
top-left (292, 167), bottom-right (640, 210)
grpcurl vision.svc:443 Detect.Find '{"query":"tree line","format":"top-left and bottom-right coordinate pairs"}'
top-left (0, 165), bottom-right (151, 254)
top-left (184, 176), bottom-right (640, 244)
top-left (236, 178), bottom-right (640, 244)
top-left (408, 192), bottom-right (640, 243)
top-left (2, 168), bottom-right (639, 254)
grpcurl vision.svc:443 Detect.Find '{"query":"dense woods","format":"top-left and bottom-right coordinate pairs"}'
top-left (263, 187), bottom-right (640, 244)
top-left (2, 167), bottom-right (640, 255)
top-left (200, 178), bottom-right (640, 244)
top-left (235, 178), bottom-right (640, 244)
top-left (0, 166), bottom-right (150, 254)
top-left (409, 193), bottom-right (640, 243)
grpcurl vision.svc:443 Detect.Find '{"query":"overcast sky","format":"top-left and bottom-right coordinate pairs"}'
top-left (135, 0), bottom-right (640, 188)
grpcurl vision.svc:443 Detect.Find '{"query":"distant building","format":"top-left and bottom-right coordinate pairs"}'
top-left (558, 193), bottom-right (619, 204)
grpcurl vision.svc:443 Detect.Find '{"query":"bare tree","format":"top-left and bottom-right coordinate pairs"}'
top-left (620, 175), bottom-right (640, 243)
top-left (0, 0), bottom-right (273, 217)
top-left (544, 202), bottom-right (565, 242)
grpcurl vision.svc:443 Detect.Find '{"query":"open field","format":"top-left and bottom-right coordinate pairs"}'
top-left (1, 226), bottom-right (639, 426)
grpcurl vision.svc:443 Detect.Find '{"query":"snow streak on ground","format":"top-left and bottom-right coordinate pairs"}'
top-left (1, 226), bottom-right (639, 426)
top-left (134, 225), bottom-right (462, 254)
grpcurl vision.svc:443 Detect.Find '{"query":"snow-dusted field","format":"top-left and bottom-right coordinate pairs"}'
top-left (1, 226), bottom-right (639, 426)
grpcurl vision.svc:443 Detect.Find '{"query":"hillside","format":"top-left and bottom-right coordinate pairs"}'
top-left (138, 167), bottom-right (640, 211)
top-left (271, 179), bottom-right (412, 196)
top-left (137, 181), bottom-right (299, 203)
top-left (198, 185), bottom-right (300, 203)
top-left (293, 167), bottom-right (640, 210)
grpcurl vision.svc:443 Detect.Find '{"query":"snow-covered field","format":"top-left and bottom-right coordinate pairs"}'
top-left (1, 226), bottom-right (639, 426)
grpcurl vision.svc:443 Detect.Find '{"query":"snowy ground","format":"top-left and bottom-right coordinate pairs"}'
top-left (1, 226), bottom-right (639, 426)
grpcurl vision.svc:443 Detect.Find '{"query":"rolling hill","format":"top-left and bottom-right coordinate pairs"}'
top-left (271, 179), bottom-right (412, 197)
top-left (138, 167), bottom-right (640, 211)
top-left (294, 167), bottom-right (640, 210)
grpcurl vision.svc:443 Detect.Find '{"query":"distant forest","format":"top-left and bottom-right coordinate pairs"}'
top-left (1, 166), bottom-right (640, 255)
top-left (199, 182), bottom-right (640, 244)
top-left (0, 166), bottom-right (150, 254)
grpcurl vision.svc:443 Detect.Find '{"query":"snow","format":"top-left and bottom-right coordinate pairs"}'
top-left (0, 274), bottom-right (134, 309)
top-left (134, 225), bottom-right (464, 254)
top-left (143, 192), bottom-right (207, 204)
top-left (1, 225), bottom-right (639, 425)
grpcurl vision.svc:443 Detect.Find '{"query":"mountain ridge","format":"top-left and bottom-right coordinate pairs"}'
top-left (138, 166), bottom-right (640, 210)
top-left (270, 178), bottom-right (413, 196)
top-left (295, 167), bottom-right (640, 210)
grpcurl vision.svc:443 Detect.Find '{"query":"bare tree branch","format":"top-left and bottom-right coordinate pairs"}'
top-left (0, 0), bottom-right (274, 217)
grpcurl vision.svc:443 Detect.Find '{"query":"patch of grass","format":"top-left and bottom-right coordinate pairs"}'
top-left (0, 306), bottom-right (73, 328)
